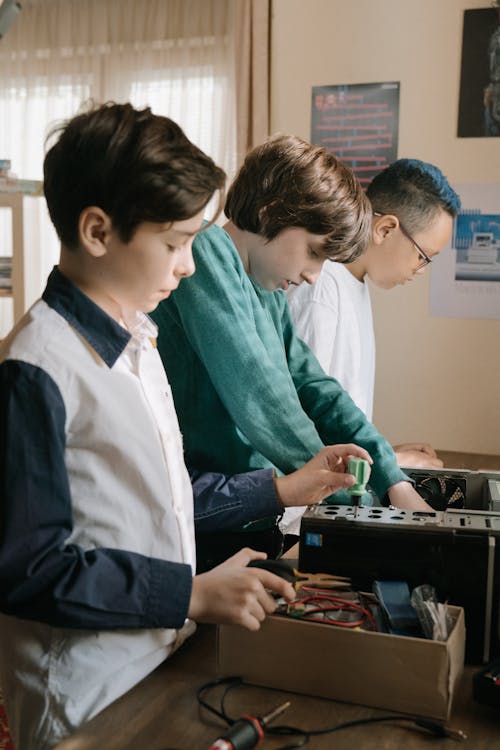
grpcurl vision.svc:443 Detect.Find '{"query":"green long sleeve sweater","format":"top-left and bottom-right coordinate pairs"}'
top-left (151, 224), bottom-right (407, 500)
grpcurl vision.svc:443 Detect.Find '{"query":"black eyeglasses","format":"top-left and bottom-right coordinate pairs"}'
top-left (374, 211), bottom-right (432, 270)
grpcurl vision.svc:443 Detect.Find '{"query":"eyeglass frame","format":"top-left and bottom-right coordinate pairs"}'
top-left (373, 211), bottom-right (432, 270)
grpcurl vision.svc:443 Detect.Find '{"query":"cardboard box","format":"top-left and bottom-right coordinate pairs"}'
top-left (217, 605), bottom-right (465, 720)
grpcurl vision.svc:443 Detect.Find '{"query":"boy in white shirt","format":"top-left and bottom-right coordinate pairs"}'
top-left (288, 159), bottom-right (461, 469)
top-left (0, 103), bottom-right (369, 749)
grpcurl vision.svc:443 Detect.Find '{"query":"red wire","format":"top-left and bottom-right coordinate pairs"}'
top-left (299, 615), bottom-right (366, 628)
top-left (284, 592), bottom-right (376, 630)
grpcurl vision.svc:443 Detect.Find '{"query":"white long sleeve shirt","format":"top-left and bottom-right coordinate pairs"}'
top-left (287, 261), bottom-right (375, 420)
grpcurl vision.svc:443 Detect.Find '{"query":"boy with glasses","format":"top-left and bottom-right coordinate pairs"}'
top-left (288, 159), bottom-right (461, 468)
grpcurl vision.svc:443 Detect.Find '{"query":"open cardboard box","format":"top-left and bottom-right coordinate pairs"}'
top-left (217, 605), bottom-right (465, 720)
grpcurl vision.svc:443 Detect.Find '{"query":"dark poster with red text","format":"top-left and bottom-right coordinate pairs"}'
top-left (311, 82), bottom-right (400, 187)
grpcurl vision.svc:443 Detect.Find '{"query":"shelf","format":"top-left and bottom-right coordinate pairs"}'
top-left (0, 178), bottom-right (43, 196)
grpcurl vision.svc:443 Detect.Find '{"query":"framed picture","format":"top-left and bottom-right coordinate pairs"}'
top-left (458, 7), bottom-right (500, 138)
top-left (311, 82), bottom-right (399, 186)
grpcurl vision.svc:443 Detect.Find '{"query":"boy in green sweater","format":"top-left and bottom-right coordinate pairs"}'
top-left (152, 135), bottom-right (432, 569)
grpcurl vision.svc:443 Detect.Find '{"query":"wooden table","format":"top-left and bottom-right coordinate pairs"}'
top-left (436, 450), bottom-right (500, 472)
top-left (55, 624), bottom-right (498, 750)
top-left (57, 453), bottom-right (500, 749)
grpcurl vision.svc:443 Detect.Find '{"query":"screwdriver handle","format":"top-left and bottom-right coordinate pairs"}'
top-left (207, 715), bottom-right (264, 750)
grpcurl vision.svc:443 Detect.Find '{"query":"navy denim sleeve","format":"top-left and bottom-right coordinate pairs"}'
top-left (190, 467), bottom-right (282, 532)
top-left (0, 359), bottom-right (191, 630)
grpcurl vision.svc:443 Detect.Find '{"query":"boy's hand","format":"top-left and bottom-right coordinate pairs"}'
top-left (387, 481), bottom-right (433, 511)
top-left (274, 444), bottom-right (372, 508)
top-left (188, 548), bottom-right (294, 631)
top-left (393, 442), bottom-right (444, 469)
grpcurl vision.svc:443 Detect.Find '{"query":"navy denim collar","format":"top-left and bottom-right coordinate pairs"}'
top-left (42, 267), bottom-right (131, 368)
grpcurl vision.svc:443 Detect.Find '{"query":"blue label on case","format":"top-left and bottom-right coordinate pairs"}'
top-left (305, 532), bottom-right (323, 547)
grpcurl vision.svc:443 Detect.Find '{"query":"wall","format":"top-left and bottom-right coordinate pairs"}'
top-left (270, 0), bottom-right (500, 455)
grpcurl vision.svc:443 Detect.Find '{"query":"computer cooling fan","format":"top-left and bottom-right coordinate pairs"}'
top-left (412, 474), bottom-right (466, 511)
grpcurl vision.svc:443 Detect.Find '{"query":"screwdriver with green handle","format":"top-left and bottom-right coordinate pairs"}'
top-left (347, 457), bottom-right (370, 518)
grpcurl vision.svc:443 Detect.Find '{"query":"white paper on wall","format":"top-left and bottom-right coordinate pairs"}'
top-left (430, 183), bottom-right (500, 320)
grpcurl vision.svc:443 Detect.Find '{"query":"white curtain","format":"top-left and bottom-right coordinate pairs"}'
top-left (0, 0), bottom-right (237, 335)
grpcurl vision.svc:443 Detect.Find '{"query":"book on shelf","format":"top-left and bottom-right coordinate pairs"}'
top-left (0, 159), bottom-right (12, 178)
top-left (0, 176), bottom-right (43, 196)
top-left (0, 257), bottom-right (12, 291)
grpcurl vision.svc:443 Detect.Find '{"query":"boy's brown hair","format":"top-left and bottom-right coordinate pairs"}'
top-left (225, 134), bottom-right (372, 262)
top-left (44, 102), bottom-right (226, 250)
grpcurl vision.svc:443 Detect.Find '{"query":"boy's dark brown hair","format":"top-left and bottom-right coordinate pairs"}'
top-left (43, 102), bottom-right (226, 250)
top-left (224, 134), bottom-right (372, 262)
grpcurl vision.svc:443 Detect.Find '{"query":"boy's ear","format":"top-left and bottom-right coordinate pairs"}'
top-left (78, 206), bottom-right (113, 257)
top-left (372, 213), bottom-right (399, 245)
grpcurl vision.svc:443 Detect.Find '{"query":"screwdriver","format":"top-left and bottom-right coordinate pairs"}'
top-left (207, 700), bottom-right (290, 750)
top-left (347, 457), bottom-right (370, 518)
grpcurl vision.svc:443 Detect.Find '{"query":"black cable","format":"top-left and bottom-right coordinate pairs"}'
top-left (197, 676), bottom-right (467, 749)
top-left (265, 724), bottom-right (309, 749)
top-left (196, 676), bottom-right (242, 724)
top-left (269, 713), bottom-right (465, 739)
top-left (221, 677), bottom-right (241, 725)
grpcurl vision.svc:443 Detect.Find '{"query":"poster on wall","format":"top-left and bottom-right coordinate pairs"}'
top-left (429, 184), bottom-right (500, 320)
top-left (310, 82), bottom-right (399, 187)
top-left (457, 6), bottom-right (500, 137)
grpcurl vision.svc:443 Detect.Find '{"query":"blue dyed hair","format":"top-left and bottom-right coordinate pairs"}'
top-left (366, 158), bottom-right (461, 234)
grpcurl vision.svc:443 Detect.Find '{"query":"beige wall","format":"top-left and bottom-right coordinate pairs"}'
top-left (271, 0), bottom-right (500, 455)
